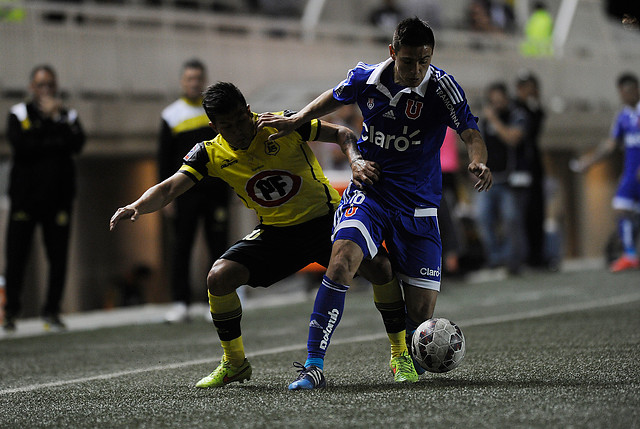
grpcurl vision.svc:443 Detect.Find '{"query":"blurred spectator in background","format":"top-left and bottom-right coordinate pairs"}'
top-left (159, 59), bottom-right (230, 323)
top-left (400, 0), bottom-right (441, 29)
top-left (439, 128), bottom-right (463, 276)
top-left (253, 0), bottom-right (303, 36)
top-left (468, 0), bottom-right (515, 34)
top-left (369, 0), bottom-right (403, 42)
top-left (514, 71), bottom-right (548, 269)
top-left (315, 104), bottom-right (363, 171)
top-left (105, 263), bottom-right (152, 309)
top-left (0, 0), bottom-right (26, 22)
top-left (570, 73), bottom-right (640, 272)
top-left (256, 0), bottom-right (303, 17)
top-left (606, 0), bottom-right (640, 32)
top-left (3, 65), bottom-right (85, 332)
top-left (476, 82), bottom-right (529, 274)
top-left (521, 1), bottom-right (553, 57)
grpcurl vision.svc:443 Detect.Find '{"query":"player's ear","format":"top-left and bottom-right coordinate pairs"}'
top-left (246, 104), bottom-right (252, 116)
top-left (388, 45), bottom-right (395, 60)
top-left (209, 121), bottom-right (217, 132)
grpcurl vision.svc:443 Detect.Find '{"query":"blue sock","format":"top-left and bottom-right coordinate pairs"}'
top-left (405, 317), bottom-right (420, 344)
top-left (405, 316), bottom-right (426, 374)
top-left (305, 275), bottom-right (349, 369)
top-left (619, 217), bottom-right (638, 257)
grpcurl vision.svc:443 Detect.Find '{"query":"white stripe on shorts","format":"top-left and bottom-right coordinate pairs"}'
top-left (414, 207), bottom-right (438, 217)
top-left (612, 196), bottom-right (640, 212)
top-left (398, 274), bottom-right (441, 292)
top-left (332, 219), bottom-right (379, 258)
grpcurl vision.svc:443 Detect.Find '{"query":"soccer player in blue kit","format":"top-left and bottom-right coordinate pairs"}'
top-left (259, 17), bottom-right (493, 389)
top-left (571, 73), bottom-right (640, 272)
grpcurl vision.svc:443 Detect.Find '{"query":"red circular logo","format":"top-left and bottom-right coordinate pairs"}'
top-left (245, 170), bottom-right (302, 207)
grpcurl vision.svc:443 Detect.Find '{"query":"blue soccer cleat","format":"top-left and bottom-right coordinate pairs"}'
top-left (288, 362), bottom-right (326, 390)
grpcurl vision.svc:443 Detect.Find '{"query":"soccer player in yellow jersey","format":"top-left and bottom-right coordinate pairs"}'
top-left (110, 82), bottom-right (406, 388)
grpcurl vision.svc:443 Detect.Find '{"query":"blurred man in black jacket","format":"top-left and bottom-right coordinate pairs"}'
top-left (3, 65), bottom-right (85, 332)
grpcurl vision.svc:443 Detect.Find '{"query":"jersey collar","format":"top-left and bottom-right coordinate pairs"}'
top-left (181, 96), bottom-right (203, 107)
top-left (366, 57), bottom-right (432, 107)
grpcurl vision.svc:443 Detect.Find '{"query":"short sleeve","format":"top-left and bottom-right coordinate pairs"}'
top-left (179, 142), bottom-right (209, 182)
top-left (283, 110), bottom-right (321, 142)
top-left (333, 66), bottom-right (360, 105)
top-left (440, 75), bottom-right (479, 133)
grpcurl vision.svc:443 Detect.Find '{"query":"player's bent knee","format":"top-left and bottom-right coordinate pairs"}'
top-left (207, 259), bottom-right (249, 296)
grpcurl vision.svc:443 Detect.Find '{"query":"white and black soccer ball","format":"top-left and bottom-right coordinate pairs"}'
top-left (411, 318), bottom-right (466, 373)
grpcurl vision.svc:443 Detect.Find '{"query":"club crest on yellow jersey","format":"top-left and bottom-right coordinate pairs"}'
top-left (264, 140), bottom-right (280, 156)
top-left (245, 169), bottom-right (301, 207)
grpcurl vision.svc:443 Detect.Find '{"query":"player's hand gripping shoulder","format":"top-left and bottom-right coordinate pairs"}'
top-left (468, 161), bottom-right (492, 192)
top-left (109, 205), bottom-right (139, 231)
top-left (257, 112), bottom-right (299, 141)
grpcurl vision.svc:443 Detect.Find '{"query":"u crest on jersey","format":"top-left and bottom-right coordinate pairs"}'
top-left (405, 99), bottom-right (423, 119)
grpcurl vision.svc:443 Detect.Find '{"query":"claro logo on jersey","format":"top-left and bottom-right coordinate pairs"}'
top-left (362, 123), bottom-right (421, 152)
top-left (245, 170), bottom-right (301, 207)
top-left (420, 266), bottom-right (441, 278)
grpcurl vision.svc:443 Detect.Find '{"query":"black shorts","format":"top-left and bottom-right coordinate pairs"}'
top-left (220, 213), bottom-right (333, 287)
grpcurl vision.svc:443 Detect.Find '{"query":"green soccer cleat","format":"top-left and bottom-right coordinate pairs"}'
top-left (195, 358), bottom-right (252, 388)
top-left (389, 350), bottom-right (419, 383)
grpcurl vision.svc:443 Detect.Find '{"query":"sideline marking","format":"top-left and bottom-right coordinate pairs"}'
top-left (1, 292), bottom-right (639, 396)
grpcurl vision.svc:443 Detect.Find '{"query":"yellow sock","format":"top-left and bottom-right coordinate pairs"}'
top-left (220, 337), bottom-right (246, 367)
top-left (372, 277), bottom-right (403, 303)
top-left (388, 331), bottom-right (408, 358)
top-left (372, 277), bottom-right (407, 358)
top-left (208, 290), bottom-right (241, 314)
top-left (209, 291), bottom-right (245, 367)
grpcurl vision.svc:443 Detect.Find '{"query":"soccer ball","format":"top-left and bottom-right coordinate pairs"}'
top-left (411, 318), bottom-right (466, 373)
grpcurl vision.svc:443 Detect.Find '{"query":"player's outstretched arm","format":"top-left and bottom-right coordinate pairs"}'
top-left (109, 172), bottom-right (194, 231)
top-left (461, 128), bottom-right (492, 192)
top-left (317, 121), bottom-right (380, 188)
top-left (257, 89), bottom-right (344, 141)
top-left (569, 137), bottom-right (617, 173)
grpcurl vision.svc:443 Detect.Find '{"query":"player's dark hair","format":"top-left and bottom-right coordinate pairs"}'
top-left (30, 64), bottom-right (57, 82)
top-left (392, 17), bottom-right (435, 52)
top-left (182, 58), bottom-right (206, 74)
top-left (202, 81), bottom-right (247, 122)
top-left (617, 72), bottom-right (638, 88)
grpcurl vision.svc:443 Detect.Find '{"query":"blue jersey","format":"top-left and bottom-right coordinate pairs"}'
top-left (611, 102), bottom-right (640, 182)
top-left (333, 58), bottom-right (479, 214)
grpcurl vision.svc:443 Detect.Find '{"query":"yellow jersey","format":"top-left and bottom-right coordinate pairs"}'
top-left (179, 112), bottom-right (340, 226)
